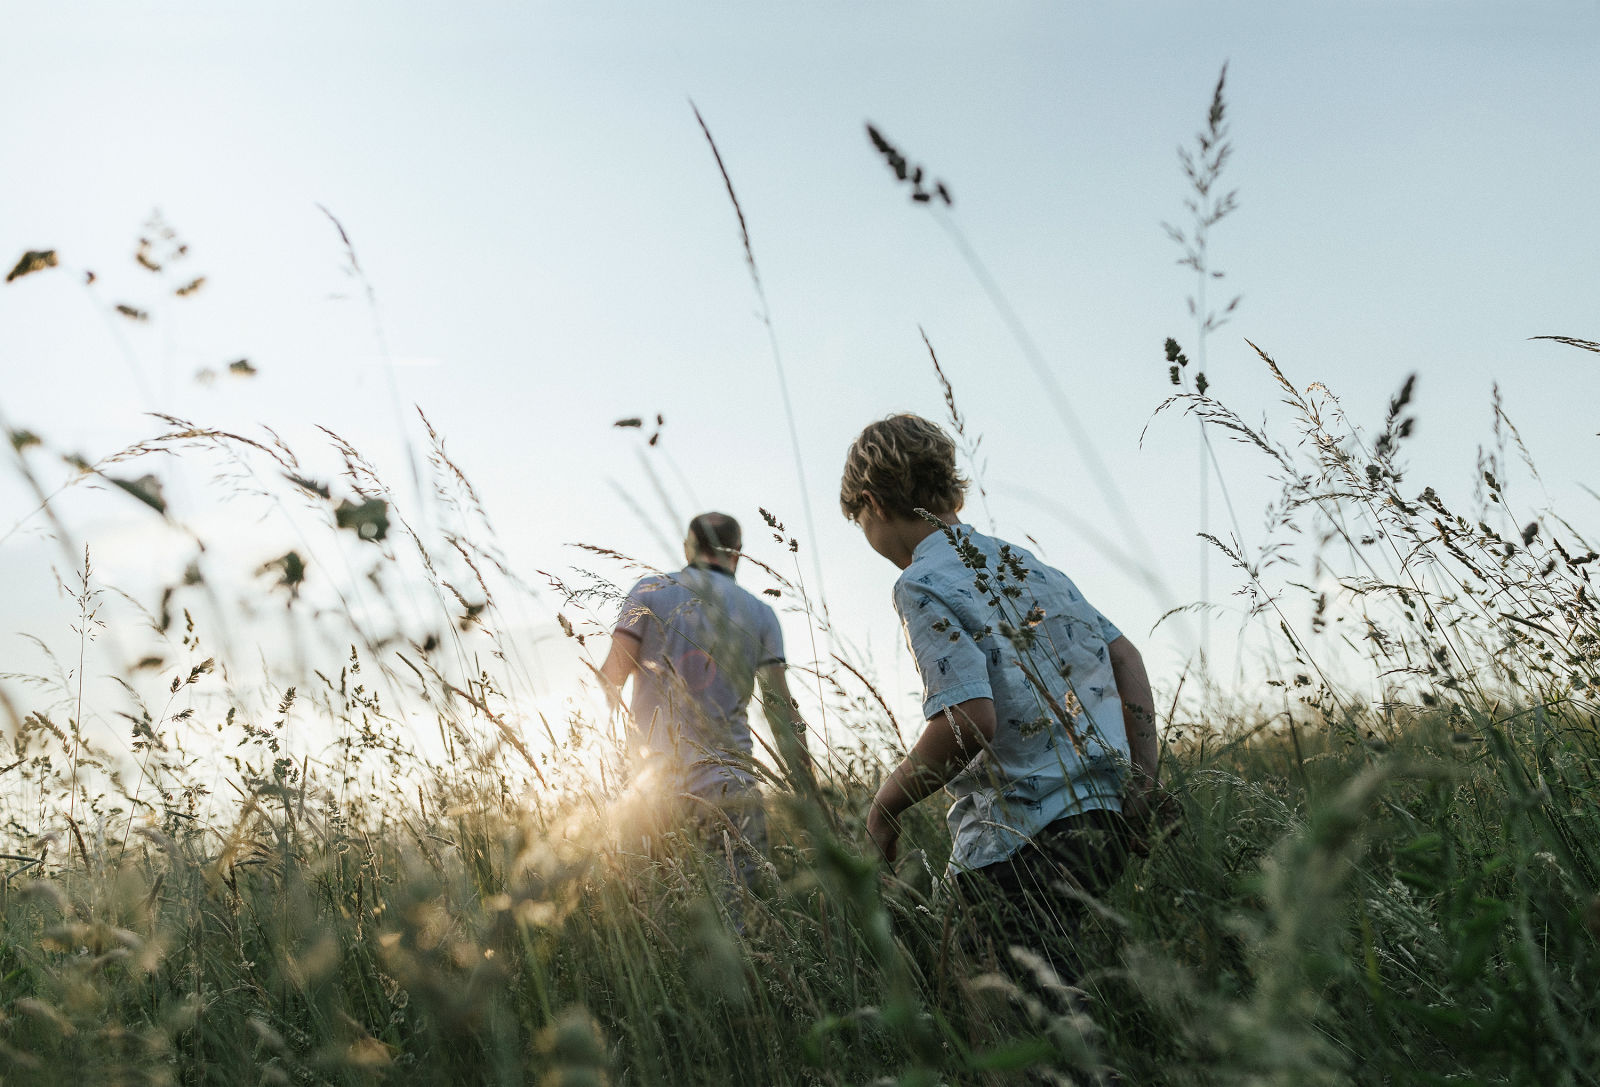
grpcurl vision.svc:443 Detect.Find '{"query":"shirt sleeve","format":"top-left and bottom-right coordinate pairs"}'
top-left (615, 577), bottom-right (657, 639)
top-left (758, 603), bottom-right (785, 666)
top-left (1091, 605), bottom-right (1122, 646)
top-left (1062, 575), bottom-right (1122, 645)
top-left (895, 579), bottom-right (992, 720)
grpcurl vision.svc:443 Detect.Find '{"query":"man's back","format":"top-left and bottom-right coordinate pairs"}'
top-left (616, 565), bottom-right (784, 794)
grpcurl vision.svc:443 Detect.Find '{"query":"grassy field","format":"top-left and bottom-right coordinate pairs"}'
top-left (2, 636), bottom-right (1599, 1087)
top-left (4, 74), bottom-right (1599, 1087)
top-left (2, 335), bottom-right (1599, 1087)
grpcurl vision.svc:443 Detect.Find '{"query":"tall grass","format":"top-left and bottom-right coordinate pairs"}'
top-left (2, 96), bottom-right (1599, 1087)
top-left (3, 308), bottom-right (1597, 1085)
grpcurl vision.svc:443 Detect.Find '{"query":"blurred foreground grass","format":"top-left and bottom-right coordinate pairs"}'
top-left (3, 233), bottom-right (1598, 1085)
top-left (1, 673), bottom-right (1598, 1085)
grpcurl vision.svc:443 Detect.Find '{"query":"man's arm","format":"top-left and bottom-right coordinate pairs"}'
top-left (598, 629), bottom-right (642, 710)
top-left (1108, 635), bottom-right (1159, 815)
top-left (866, 697), bottom-right (996, 864)
top-left (756, 662), bottom-right (813, 786)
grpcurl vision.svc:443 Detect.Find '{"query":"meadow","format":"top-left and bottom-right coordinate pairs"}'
top-left (2, 81), bottom-right (1599, 1087)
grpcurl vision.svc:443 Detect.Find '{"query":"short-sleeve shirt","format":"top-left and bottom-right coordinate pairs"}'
top-left (616, 565), bottom-right (785, 796)
top-left (894, 526), bottom-right (1128, 873)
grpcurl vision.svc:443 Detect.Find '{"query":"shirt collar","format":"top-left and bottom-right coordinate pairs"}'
top-left (912, 522), bottom-right (972, 561)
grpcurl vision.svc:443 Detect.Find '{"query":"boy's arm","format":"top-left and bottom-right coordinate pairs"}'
top-left (1108, 635), bottom-right (1159, 815)
top-left (867, 697), bottom-right (996, 864)
top-left (756, 662), bottom-right (814, 787)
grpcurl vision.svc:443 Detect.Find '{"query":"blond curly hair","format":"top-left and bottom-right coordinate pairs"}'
top-left (839, 414), bottom-right (968, 521)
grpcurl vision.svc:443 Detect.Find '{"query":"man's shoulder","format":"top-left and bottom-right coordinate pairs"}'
top-left (628, 572), bottom-right (673, 595)
top-left (724, 578), bottom-right (781, 622)
top-left (626, 572), bottom-right (694, 610)
top-left (648, 568), bottom-right (776, 621)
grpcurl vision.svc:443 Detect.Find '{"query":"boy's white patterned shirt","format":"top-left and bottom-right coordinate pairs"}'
top-left (893, 525), bottom-right (1129, 873)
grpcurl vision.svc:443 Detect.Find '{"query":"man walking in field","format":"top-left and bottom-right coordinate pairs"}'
top-left (839, 414), bottom-right (1162, 968)
top-left (598, 512), bottom-right (811, 911)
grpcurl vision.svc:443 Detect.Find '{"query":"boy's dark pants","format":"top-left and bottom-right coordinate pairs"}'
top-left (952, 809), bottom-right (1131, 979)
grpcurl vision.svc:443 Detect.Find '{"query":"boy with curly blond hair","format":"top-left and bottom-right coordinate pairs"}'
top-left (840, 413), bottom-right (1161, 960)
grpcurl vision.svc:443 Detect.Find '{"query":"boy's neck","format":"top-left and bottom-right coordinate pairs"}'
top-left (883, 510), bottom-right (962, 570)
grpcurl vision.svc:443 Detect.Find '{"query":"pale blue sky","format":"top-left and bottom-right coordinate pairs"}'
top-left (2, 3), bottom-right (1597, 757)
